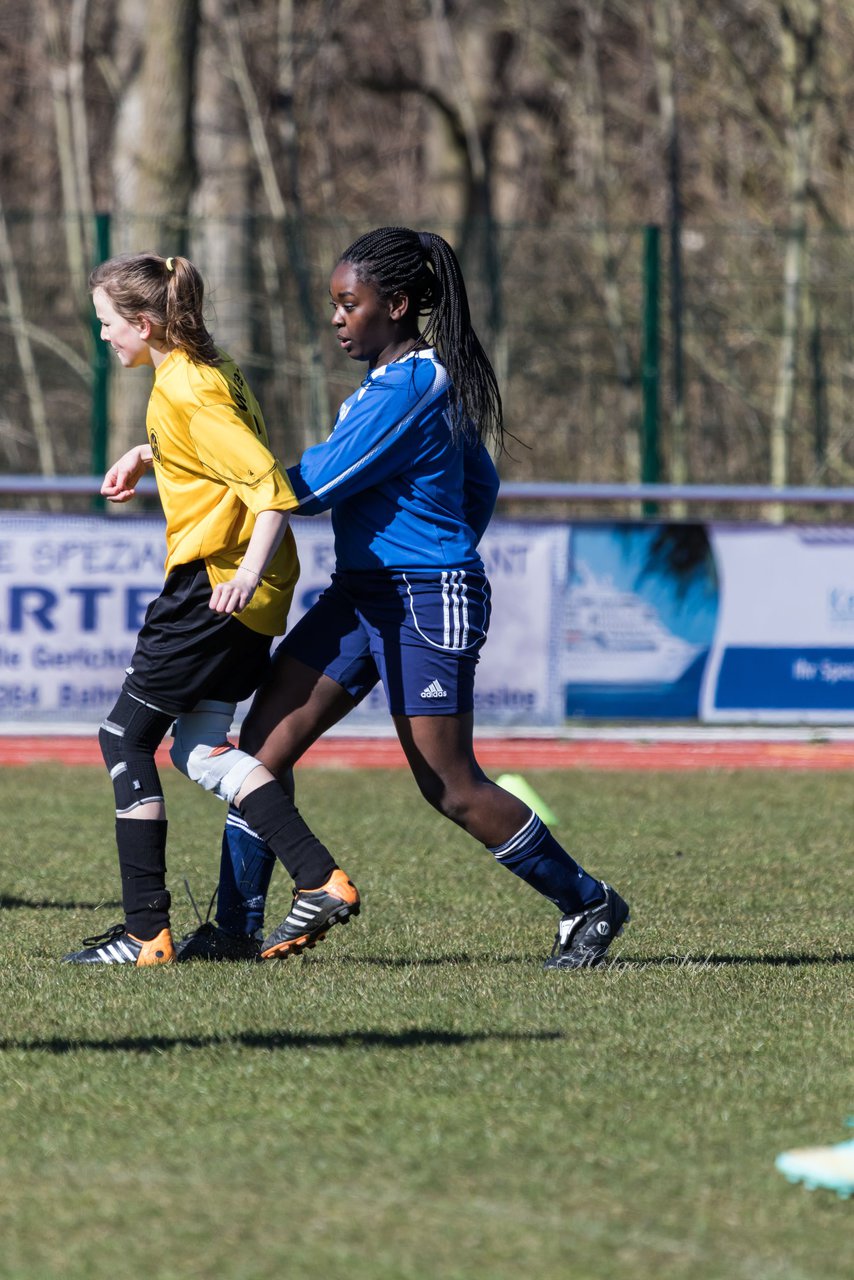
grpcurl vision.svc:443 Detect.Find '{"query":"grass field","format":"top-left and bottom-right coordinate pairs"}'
top-left (0, 762), bottom-right (851, 1280)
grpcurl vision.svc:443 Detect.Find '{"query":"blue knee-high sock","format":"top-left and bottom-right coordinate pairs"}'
top-left (215, 806), bottom-right (278, 936)
top-left (487, 811), bottom-right (604, 915)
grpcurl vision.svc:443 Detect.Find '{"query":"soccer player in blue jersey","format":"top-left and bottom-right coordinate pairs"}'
top-left (179, 226), bottom-right (629, 970)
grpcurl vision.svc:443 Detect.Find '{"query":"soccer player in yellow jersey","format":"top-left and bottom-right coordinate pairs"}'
top-left (63, 252), bottom-right (359, 966)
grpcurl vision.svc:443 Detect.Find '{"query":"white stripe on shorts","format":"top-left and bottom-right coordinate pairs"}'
top-left (404, 570), bottom-right (481, 652)
top-left (441, 571), bottom-right (469, 650)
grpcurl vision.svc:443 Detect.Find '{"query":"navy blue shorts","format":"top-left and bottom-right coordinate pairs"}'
top-left (125, 560), bottom-right (273, 716)
top-left (280, 568), bottom-right (491, 716)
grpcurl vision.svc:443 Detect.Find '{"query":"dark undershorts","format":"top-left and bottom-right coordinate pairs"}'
top-left (123, 559), bottom-right (273, 716)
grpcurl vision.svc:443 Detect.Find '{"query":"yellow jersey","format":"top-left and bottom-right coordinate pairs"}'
top-left (145, 348), bottom-right (299, 636)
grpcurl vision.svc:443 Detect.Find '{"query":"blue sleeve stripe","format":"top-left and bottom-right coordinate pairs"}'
top-left (307, 363), bottom-right (450, 504)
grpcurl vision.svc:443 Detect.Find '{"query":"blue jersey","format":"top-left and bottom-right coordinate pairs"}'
top-left (286, 349), bottom-right (499, 571)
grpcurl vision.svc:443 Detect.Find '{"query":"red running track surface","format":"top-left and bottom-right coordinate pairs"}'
top-left (2, 736), bottom-right (854, 770)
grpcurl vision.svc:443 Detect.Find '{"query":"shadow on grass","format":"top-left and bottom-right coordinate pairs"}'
top-left (0, 1028), bottom-right (565, 1055)
top-left (0, 894), bottom-right (122, 911)
top-left (612, 952), bottom-right (854, 968)
top-left (328, 953), bottom-right (539, 967)
top-left (311, 951), bottom-right (854, 968)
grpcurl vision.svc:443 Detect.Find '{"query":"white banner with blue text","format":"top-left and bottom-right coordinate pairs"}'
top-left (0, 515), bottom-right (567, 730)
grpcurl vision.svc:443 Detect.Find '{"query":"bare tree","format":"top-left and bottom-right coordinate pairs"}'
top-left (769, 0), bottom-right (822, 515)
top-left (579, 0), bottom-right (641, 486)
top-left (219, 0), bottom-right (330, 454)
top-left (273, 0), bottom-right (331, 445)
top-left (427, 0), bottom-right (507, 371)
top-left (0, 190), bottom-right (57, 479)
top-left (42, 0), bottom-right (93, 302)
top-left (346, 2), bottom-right (510, 380)
top-left (652, 0), bottom-right (687, 510)
top-left (190, 0), bottom-right (254, 362)
top-left (5, 0), bottom-right (854, 494)
top-left (107, 0), bottom-right (199, 459)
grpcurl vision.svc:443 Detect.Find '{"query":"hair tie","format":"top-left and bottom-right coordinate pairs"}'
top-left (165, 257), bottom-right (175, 272)
top-left (417, 231), bottom-right (432, 257)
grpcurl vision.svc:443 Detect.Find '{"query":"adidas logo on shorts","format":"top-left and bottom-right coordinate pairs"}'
top-left (420, 679), bottom-right (448, 699)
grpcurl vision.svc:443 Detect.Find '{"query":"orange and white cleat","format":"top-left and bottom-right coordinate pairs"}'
top-left (62, 923), bottom-right (175, 966)
top-left (260, 869), bottom-right (360, 959)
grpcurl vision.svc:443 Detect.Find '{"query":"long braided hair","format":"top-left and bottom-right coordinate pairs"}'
top-left (89, 253), bottom-right (220, 367)
top-left (338, 226), bottom-right (504, 450)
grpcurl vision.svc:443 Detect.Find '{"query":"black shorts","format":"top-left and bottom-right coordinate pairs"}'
top-left (124, 560), bottom-right (273, 716)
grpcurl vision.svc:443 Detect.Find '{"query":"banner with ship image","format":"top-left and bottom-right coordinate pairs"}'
top-left (563, 523), bottom-right (719, 719)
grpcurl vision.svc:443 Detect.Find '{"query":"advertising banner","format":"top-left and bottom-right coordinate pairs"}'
top-left (4, 513), bottom-right (854, 729)
top-left (0, 515), bottom-right (164, 726)
top-left (0, 515), bottom-right (566, 730)
top-left (701, 526), bottom-right (854, 722)
top-left (561, 522), bottom-right (718, 719)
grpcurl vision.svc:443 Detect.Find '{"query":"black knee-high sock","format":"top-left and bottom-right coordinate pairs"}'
top-left (238, 781), bottom-right (336, 889)
top-left (116, 817), bottom-right (171, 940)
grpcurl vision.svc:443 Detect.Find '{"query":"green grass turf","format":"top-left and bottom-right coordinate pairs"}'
top-left (0, 763), bottom-right (851, 1280)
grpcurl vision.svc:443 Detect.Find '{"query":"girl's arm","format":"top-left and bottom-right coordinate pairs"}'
top-left (287, 363), bottom-right (444, 512)
top-left (208, 509), bottom-right (291, 616)
top-left (101, 444), bottom-right (154, 504)
top-left (463, 440), bottom-right (500, 543)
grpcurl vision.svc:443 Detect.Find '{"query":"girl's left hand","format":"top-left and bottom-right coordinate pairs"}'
top-left (208, 568), bottom-right (258, 615)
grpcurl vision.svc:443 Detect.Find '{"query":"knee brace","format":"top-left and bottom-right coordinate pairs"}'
top-left (99, 690), bottom-right (174, 815)
top-left (170, 700), bottom-right (264, 803)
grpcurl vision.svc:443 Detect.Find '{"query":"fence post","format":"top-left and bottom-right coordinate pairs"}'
top-left (90, 212), bottom-right (111, 503)
top-left (642, 224), bottom-right (661, 516)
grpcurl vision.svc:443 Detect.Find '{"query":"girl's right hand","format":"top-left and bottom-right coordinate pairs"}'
top-left (101, 444), bottom-right (153, 503)
top-left (208, 567), bottom-right (259, 616)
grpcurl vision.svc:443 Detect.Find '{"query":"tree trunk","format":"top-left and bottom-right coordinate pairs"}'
top-left (275, 0), bottom-right (331, 450)
top-left (0, 190), bottom-right (57, 481)
top-left (580, 0), bottom-right (640, 490)
top-left (42, 0), bottom-right (90, 303)
top-left (768, 0), bottom-right (822, 520)
top-left (428, 1), bottom-right (505, 384)
top-left (108, 0), bottom-right (199, 461)
top-left (218, 0), bottom-right (329, 457)
top-left (652, 0), bottom-right (686, 512)
top-left (190, 0), bottom-right (254, 364)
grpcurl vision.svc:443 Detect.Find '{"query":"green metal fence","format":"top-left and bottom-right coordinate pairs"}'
top-left (2, 213), bottom-right (854, 495)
